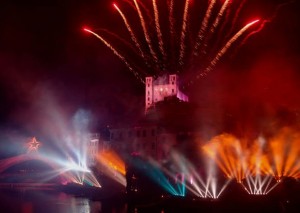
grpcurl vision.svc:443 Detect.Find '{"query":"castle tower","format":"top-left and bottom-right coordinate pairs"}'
top-left (145, 74), bottom-right (189, 113)
top-left (169, 74), bottom-right (178, 96)
top-left (145, 77), bottom-right (153, 112)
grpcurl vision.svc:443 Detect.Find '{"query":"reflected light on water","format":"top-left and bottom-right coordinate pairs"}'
top-left (0, 190), bottom-right (104, 213)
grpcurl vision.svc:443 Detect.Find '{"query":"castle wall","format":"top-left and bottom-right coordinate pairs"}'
top-left (145, 74), bottom-right (188, 112)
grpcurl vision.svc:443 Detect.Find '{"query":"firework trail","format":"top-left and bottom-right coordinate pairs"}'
top-left (83, 28), bottom-right (145, 83)
top-left (227, 0), bottom-right (248, 39)
top-left (152, 0), bottom-right (166, 59)
top-left (98, 28), bottom-right (136, 52)
top-left (193, 0), bottom-right (217, 56)
top-left (240, 0), bottom-right (296, 49)
top-left (84, 1), bottom-right (281, 86)
top-left (133, 0), bottom-right (158, 65)
top-left (114, 3), bottom-right (146, 59)
top-left (121, 0), bottom-right (135, 9)
top-left (196, 19), bottom-right (260, 79)
top-left (201, 0), bottom-right (232, 56)
top-left (179, 0), bottom-right (190, 65)
top-left (168, 0), bottom-right (175, 39)
top-left (214, 2), bottom-right (235, 49)
top-left (121, 0), bottom-right (152, 20)
top-left (210, 0), bottom-right (231, 34)
top-left (167, 0), bottom-right (176, 69)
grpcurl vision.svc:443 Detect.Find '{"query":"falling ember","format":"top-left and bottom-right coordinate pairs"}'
top-left (197, 19), bottom-right (260, 78)
top-left (152, 0), bottom-right (166, 59)
top-left (240, 0), bottom-right (295, 47)
top-left (83, 28), bottom-right (128, 64)
top-left (193, 0), bottom-right (217, 56)
top-left (113, 3), bottom-right (146, 60)
top-left (227, 0), bottom-right (247, 38)
top-left (200, 0), bottom-right (231, 56)
top-left (210, 0), bottom-right (231, 35)
top-left (132, 0), bottom-right (158, 64)
top-left (83, 28), bottom-right (145, 83)
top-left (179, 0), bottom-right (190, 65)
top-left (167, 0), bottom-right (175, 44)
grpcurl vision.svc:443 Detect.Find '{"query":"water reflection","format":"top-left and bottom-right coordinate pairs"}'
top-left (1, 188), bottom-right (296, 213)
top-left (0, 189), bottom-right (120, 213)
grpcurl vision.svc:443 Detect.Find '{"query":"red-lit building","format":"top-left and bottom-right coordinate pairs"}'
top-left (145, 74), bottom-right (189, 112)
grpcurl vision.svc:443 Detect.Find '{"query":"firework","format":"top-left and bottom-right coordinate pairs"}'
top-left (83, 28), bottom-right (145, 83)
top-left (197, 19), bottom-right (260, 79)
top-left (114, 3), bottom-right (146, 59)
top-left (133, 0), bottom-right (158, 64)
top-left (152, 0), bottom-right (166, 59)
top-left (210, 0), bottom-right (231, 35)
top-left (179, 0), bottom-right (190, 65)
top-left (193, 0), bottom-right (217, 56)
top-left (84, 1), bottom-right (287, 86)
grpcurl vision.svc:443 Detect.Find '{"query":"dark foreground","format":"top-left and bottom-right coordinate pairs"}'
top-left (0, 179), bottom-right (299, 213)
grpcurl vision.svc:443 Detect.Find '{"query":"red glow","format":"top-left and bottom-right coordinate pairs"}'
top-left (247, 19), bottom-right (260, 26)
top-left (82, 27), bottom-right (91, 32)
top-left (113, 3), bottom-right (118, 9)
top-left (22, 202), bottom-right (33, 213)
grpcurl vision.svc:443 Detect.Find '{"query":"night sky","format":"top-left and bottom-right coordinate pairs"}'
top-left (0, 0), bottom-right (300, 156)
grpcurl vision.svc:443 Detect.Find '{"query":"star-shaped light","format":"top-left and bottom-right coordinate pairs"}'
top-left (27, 137), bottom-right (41, 153)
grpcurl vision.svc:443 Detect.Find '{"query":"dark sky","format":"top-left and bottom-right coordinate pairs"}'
top-left (0, 0), bottom-right (145, 130)
top-left (0, 0), bottom-right (300, 151)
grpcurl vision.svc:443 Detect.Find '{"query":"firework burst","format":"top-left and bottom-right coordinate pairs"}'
top-left (83, 0), bottom-right (286, 87)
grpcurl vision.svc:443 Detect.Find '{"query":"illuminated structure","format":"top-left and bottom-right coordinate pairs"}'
top-left (27, 137), bottom-right (41, 153)
top-left (109, 74), bottom-right (193, 162)
top-left (109, 125), bottom-right (176, 162)
top-left (145, 74), bottom-right (189, 112)
top-left (86, 133), bottom-right (100, 167)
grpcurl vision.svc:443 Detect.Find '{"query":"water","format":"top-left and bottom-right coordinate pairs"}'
top-left (0, 188), bottom-right (127, 213)
top-left (0, 187), bottom-right (298, 213)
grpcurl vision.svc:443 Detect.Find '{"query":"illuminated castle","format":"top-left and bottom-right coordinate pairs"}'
top-left (145, 74), bottom-right (189, 112)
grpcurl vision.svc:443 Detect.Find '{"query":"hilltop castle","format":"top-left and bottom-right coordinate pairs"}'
top-left (145, 74), bottom-right (189, 112)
